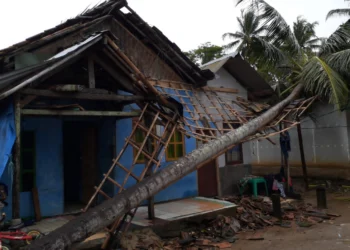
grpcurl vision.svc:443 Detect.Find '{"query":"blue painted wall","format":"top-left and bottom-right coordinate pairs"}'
top-left (21, 117), bottom-right (64, 218)
top-left (1, 115), bottom-right (115, 220)
top-left (114, 89), bottom-right (198, 202)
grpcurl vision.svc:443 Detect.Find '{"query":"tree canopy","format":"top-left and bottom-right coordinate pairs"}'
top-left (184, 42), bottom-right (225, 65)
top-left (232, 0), bottom-right (350, 109)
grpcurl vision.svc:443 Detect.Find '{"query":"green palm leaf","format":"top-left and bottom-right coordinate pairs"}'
top-left (326, 48), bottom-right (350, 75)
top-left (223, 40), bottom-right (241, 50)
top-left (319, 20), bottom-right (350, 56)
top-left (301, 57), bottom-right (349, 109)
top-left (249, 35), bottom-right (286, 67)
top-left (326, 8), bottom-right (350, 20)
top-left (257, 0), bottom-right (301, 55)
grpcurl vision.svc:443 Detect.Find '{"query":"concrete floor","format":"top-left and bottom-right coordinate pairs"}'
top-left (233, 190), bottom-right (350, 250)
top-left (132, 197), bottom-right (237, 227)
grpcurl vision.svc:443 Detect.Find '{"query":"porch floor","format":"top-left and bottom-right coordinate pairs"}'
top-left (22, 215), bottom-right (75, 234)
top-left (131, 196), bottom-right (237, 227)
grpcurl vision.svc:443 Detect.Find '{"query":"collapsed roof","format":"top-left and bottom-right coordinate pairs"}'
top-left (0, 0), bottom-right (214, 89)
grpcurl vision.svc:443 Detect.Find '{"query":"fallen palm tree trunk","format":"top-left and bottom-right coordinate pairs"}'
top-left (25, 84), bottom-right (304, 250)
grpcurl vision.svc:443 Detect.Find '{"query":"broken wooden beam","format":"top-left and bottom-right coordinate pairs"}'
top-left (21, 109), bottom-right (141, 117)
top-left (20, 88), bottom-right (153, 102)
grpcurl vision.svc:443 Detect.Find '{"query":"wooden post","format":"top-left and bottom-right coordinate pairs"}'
top-left (88, 58), bottom-right (95, 89)
top-left (13, 94), bottom-right (21, 219)
top-left (279, 123), bottom-right (284, 172)
top-left (271, 194), bottom-right (282, 220)
top-left (144, 115), bottom-right (155, 219)
top-left (297, 117), bottom-right (309, 190)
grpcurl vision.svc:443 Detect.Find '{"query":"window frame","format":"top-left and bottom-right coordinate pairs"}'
top-left (132, 119), bottom-right (157, 164)
top-left (166, 130), bottom-right (185, 161)
top-left (223, 122), bottom-right (243, 165)
top-left (20, 130), bottom-right (36, 192)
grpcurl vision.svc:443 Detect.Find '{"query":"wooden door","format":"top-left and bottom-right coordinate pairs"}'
top-left (197, 131), bottom-right (218, 197)
top-left (80, 127), bottom-right (98, 204)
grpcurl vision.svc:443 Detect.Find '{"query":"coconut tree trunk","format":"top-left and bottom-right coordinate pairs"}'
top-left (25, 84), bottom-right (304, 250)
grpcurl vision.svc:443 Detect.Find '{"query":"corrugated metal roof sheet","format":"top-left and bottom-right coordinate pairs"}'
top-left (200, 52), bottom-right (238, 73)
top-left (48, 33), bottom-right (102, 60)
top-left (0, 34), bottom-right (103, 100)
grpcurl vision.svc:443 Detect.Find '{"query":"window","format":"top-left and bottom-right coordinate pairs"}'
top-left (133, 120), bottom-right (157, 164)
top-left (166, 130), bottom-right (185, 161)
top-left (21, 131), bottom-right (36, 192)
top-left (223, 122), bottom-right (243, 165)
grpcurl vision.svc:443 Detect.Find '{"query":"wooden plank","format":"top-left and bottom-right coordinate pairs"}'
top-left (32, 187), bottom-right (42, 221)
top-left (20, 95), bottom-right (37, 108)
top-left (21, 109), bottom-right (141, 117)
top-left (202, 86), bottom-right (239, 94)
top-left (148, 79), bottom-right (239, 94)
top-left (20, 88), bottom-right (151, 102)
top-left (13, 94), bottom-right (21, 219)
top-left (88, 57), bottom-right (95, 88)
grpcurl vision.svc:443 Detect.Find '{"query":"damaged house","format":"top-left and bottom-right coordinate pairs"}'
top-left (0, 0), bottom-right (315, 247)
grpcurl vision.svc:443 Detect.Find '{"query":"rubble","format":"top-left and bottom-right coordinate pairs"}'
top-left (218, 195), bottom-right (339, 231)
top-left (118, 195), bottom-right (340, 250)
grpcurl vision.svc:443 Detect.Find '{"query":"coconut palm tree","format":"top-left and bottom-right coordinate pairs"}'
top-left (293, 16), bottom-right (322, 53)
top-left (27, 2), bottom-right (350, 249)
top-left (326, 0), bottom-right (350, 20)
top-left (235, 0), bottom-right (350, 108)
top-left (222, 10), bottom-right (266, 55)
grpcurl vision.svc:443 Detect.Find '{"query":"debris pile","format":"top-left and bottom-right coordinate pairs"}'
top-left (118, 196), bottom-right (340, 250)
top-left (219, 195), bottom-right (340, 230)
top-left (120, 228), bottom-right (163, 250)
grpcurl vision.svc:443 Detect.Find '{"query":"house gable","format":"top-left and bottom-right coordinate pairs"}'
top-left (208, 68), bottom-right (248, 100)
top-left (0, 1), bottom-right (214, 86)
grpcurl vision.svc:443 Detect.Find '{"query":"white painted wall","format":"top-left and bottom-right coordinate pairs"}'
top-left (247, 103), bottom-right (350, 168)
top-left (199, 68), bottom-right (249, 168)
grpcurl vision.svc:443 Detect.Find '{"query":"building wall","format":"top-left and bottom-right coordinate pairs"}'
top-left (201, 68), bottom-right (249, 168)
top-left (1, 116), bottom-right (115, 220)
top-left (115, 118), bottom-right (198, 202)
top-left (248, 103), bottom-right (350, 179)
top-left (20, 117), bottom-right (64, 218)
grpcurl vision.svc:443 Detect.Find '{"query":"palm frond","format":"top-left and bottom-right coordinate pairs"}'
top-left (253, 25), bottom-right (267, 35)
top-left (326, 48), bottom-right (350, 75)
top-left (256, 0), bottom-right (301, 56)
top-left (237, 14), bottom-right (245, 31)
top-left (249, 35), bottom-right (286, 67)
top-left (319, 20), bottom-right (350, 56)
top-left (301, 57), bottom-right (349, 109)
top-left (222, 32), bottom-right (244, 40)
top-left (326, 8), bottom-right (350, 20)
top-left (223, 40), bottom-right (241, 50)
top-left (305, 38), bottom-right (322, 46)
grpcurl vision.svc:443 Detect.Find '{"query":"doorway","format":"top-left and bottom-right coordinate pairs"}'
top-left (63, 122), bottom-right (98, 213)
top-left (196, 130), bottom-right (218, 197)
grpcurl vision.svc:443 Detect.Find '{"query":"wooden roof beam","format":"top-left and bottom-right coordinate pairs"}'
top-left (20, 88), bottom-right (153, 102)
top-left (21, 109), bottom-right (140, 117)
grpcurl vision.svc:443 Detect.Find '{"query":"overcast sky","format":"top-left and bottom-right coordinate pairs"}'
top-left (0, 0), bottom-right (349, 52)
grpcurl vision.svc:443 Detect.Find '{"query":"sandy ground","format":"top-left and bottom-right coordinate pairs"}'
top-left (233, 189), bottom-right (350, 250)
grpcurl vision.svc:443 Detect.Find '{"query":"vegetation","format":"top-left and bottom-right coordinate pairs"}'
top-left (327, 0), bottom-right (350, 20)
top-left (226, 0), bottom-right (350, 109)
top-left (184, 42), bottom-right (225, 65)
top-left (222, 10), bottom-right (266, 56)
